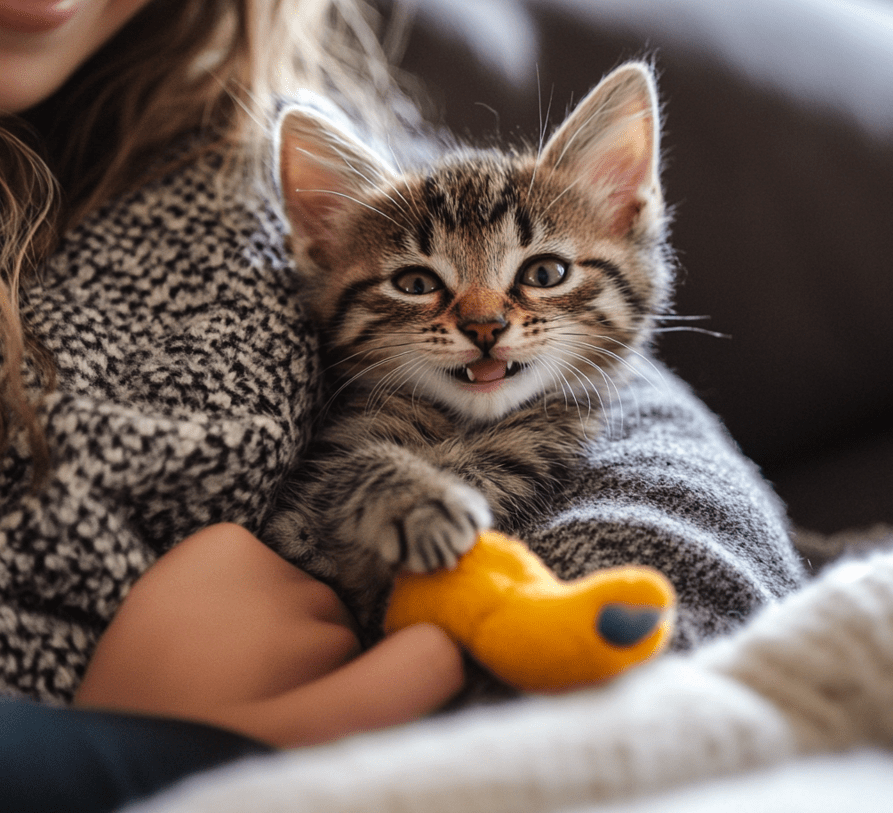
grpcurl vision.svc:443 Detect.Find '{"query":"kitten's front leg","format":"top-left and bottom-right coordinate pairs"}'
top-left (342, 442), bottom-right (492, 571)
top-left (283, 441), bottom-right (492, 574)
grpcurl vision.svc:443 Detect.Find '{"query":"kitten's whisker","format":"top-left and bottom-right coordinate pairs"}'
top-left (324, 350), bottom-right (418, 413)
top-left (557, 352), bottom-right (617, 431)
top-left (541, 177), bottom-right (579, 215)
top-left (219, 79), bottom-right (267, 131)
top-left (653, 326), bottom-right (730, 338)
top-left (409, 365), bottom-right (433, 415)
top-left (517, 313), bottom-right (661, 404)
top-left (529, 68), bottom-right (555, 197)
top-left (552, 357), bottom-right (593, 412)
top-left (365, 358), bottom-right (427, 419)
top-left (401, 177), bottom-right (428, 231)
top-left (383, 134), bottom-right (432, 229)
top-left (381, 180), bottom-right (422, 230)
top-left (526, 362), bottom-right (556, 418)
top-left (332, 151), bottom-right (411, 226)
top-left (402, 359), bottom-right (436, 417)
top-left (556, 342), bottom-right (626, 416)
top-left (364, 360), bottom-right (407, 413)
top-left (540, 358), bottom-right (572, 412)
top-left (560, 339), bottom-right (637, 379)
top-left (595, 336), bottom-right (669, 392)
top-left (559, 355), bottom-right (620, 438)
top-left (578, 358), bottom-right (622, 437)
top-left (328, 336), bottom-right (438, 372)
top-left (576, 353), bottom-right (640, 438)
top-left (363, 360), bottom-right (426, 423)
top-left (561, 336), bottom-right (663, 395)
top-left (652, 313), bottom-right (729, 337)
top-left (550, 359), bottom-right (597, 433)
top-left (290, 188), bottom-right (404, 228)
top-left (384, 137), bottom-right (427, 226)
top-left (537, 68), bottom-right (555, 160)
top-left (385, 132), bottom-right (409, 179)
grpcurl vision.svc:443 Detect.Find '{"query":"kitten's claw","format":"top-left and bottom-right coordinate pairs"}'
top-left (396, 484), bottom-right (492, 573)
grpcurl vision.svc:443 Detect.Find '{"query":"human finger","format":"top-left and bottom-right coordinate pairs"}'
top-left (220, 623), bottom-right (465, 748)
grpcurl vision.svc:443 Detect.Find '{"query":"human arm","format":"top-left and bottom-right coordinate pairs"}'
top-left (517, 364), bottom-right (807, 650)
top-left (74, 523), bottom-right (464, 748)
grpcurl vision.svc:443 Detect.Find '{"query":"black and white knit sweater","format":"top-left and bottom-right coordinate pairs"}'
top-left (2, 142), bottom-right (319, 702)
top-left (0, 138), bottom-right (805, 704)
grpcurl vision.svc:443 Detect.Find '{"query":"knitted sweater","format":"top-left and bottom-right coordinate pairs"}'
top-left (0, 138), bottom-right (805, 704)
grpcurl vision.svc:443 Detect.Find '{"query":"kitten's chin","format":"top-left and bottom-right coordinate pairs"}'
top-left (420, 374), bottom-right (544, 424)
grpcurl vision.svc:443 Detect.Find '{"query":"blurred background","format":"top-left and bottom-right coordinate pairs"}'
top-left (376, 0), bottom-right (893, 535)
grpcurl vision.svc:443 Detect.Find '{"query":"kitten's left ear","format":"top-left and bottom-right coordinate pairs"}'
top-left (277, 103), bottom-right (395, 242)
top-left (539, 62), bottom-right (662, 237)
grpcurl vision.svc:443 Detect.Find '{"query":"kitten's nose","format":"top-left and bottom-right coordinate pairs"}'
top-left (462, 320), bottom-right (506, 353)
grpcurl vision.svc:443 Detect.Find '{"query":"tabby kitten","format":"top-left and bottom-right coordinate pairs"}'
top-left (268, 63), bottom-right (672, 616)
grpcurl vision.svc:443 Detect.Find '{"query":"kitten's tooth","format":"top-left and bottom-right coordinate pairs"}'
top-left (507, 361), bottom-right (515, 373)
top-left (466, 367), bottom-right (476, 382)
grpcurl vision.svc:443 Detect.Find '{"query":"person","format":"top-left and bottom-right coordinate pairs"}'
top-left (1, 1), bottom-right (463, 810)
top-left (1, 0), bottom-right (807, 810)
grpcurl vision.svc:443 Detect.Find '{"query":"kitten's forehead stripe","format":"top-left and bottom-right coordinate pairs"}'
top-left (391, 229), bottom-right (414, 253)
top-left (422, 176), bottom-right (457, 230)
top-left (412, 160), bottom-right (534, 249)
top-left (515, 205), bottom-right (534, 248)
top-left (415, 214), bottom-right (434, 257)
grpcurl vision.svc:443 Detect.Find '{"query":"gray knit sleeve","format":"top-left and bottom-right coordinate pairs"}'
top-left (521, 361), bottom-right (806, 650)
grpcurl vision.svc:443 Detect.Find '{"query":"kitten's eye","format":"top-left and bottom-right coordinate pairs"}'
top-left (393, 267), bottom-right (443, 295)
top-left (518, 256), bottom-right (569, 288)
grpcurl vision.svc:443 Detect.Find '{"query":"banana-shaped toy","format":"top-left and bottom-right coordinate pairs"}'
top-left (385, 530), bottom-right (676, 692)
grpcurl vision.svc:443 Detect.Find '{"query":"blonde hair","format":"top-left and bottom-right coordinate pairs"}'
top-left (1, 0), bottom-right (400, 485)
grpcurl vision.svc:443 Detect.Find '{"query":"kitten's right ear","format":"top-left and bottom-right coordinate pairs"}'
top-left (277, 106), bottom-right (394, 241)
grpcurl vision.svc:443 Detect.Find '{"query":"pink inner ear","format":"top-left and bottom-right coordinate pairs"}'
top-left (286, 189), bottom-right (343, 239)
top-left (606, 168), bottom-right (647, 237)
top-left (282, 157), bottom-right (350, 240)
top-left (609, 196), bottom-right (644, 237)
top-left (597, 121), bottom-right (652, 237)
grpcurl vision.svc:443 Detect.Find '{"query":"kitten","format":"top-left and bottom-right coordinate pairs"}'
top-left (268, 63), bottom-right (673, 621)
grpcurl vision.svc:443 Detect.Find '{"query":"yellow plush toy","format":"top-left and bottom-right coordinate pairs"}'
top-left (384, 530), bottom-right (676, 693)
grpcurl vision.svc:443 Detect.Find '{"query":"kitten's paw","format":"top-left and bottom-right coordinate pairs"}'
top-left (394, 484), bottom-right (492, 573)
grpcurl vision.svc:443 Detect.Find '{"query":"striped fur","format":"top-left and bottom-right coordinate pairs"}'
top-left (269, 63), bottom-right (674, 613)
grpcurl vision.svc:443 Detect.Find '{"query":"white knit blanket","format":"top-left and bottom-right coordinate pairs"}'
top-left (128, 537), bottom-right (893, 813)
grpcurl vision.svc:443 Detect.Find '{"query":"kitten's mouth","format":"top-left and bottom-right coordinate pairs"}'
top-left (454, 358), bottom-right (524, 384)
